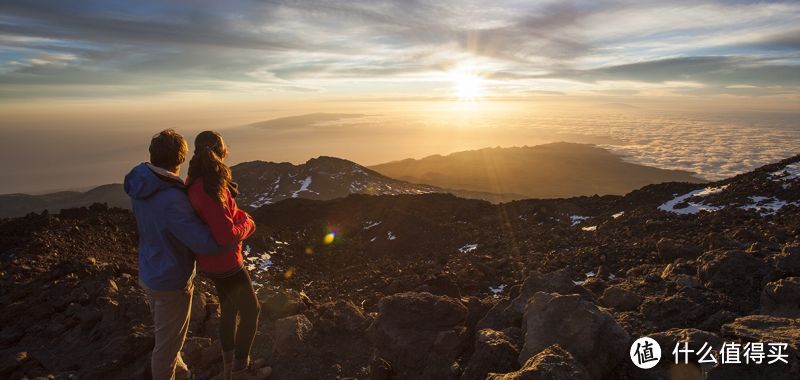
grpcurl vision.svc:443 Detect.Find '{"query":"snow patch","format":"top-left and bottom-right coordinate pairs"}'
top-left (657, 185), bottom-right (729, 215)
top-left (489, 284), bottom-right (506, 294)
top-left (612, 211), bottom-right (625, 219)
top-left (387, 231), bottom-right (397, 241)
top-left (582, 226), bottom-right (597, 232)
top-left (572, 271), bottom-right (596, 285)
top-left (570, 215), bottom-right (589, 226)
top-left (363, 221), bottom-right (382, 230)
top-left (740, 196), bottom-right (798, 216)
top-left (459, 244), bottom-right (478, 253)
top-left (771, 162), bottom-right (800, 187)
top-left (291, 176), bottom-right (313, 198)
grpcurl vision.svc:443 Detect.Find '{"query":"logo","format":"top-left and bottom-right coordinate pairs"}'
top-left (630, 337), bottom-right (661, 369)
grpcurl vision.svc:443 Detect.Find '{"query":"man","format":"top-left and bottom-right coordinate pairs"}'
top-left (124, 129), bottom-right (235, 380)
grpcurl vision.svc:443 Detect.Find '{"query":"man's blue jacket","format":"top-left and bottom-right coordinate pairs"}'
top-left (124, 163), bottom-right (222, 290)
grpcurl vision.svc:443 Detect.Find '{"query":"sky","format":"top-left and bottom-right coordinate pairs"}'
top-left (0, 0), bottom-right (799, 193)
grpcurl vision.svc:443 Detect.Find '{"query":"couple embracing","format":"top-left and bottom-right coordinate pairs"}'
top-left (124, 130), bottom-right (269, 380)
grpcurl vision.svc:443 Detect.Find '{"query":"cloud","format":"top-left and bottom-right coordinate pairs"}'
top-left (0, 0), bottom-right (798, 99)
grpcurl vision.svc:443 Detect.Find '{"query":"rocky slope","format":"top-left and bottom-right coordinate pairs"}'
top-left (232, 156), bottom-right (443, 209)
top-left (1, 155), bottom-right (799, 379)
top-left (231, 156), bottom-right (510, 209)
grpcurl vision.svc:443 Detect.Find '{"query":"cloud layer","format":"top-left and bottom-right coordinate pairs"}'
top-left (0, 0), bottom-right (799, 100)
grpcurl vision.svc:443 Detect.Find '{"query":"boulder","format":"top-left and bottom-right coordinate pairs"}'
top-left (661, 260), bottom-right (702, 289)
top-left (600, 286), bottom-right (642, 311)
top-left (519, 292), bottom-right (630, 378)
top-left (367, 292), bottom-right (468, 379)
top-left (415, 273), bottom-right (461, 298)
top-left (698, 250), bottom-right (767, 306)
top-left (580, 276), bottom-right (607, 296)
top-left (775, 244), bottom-right (800, 276)
top-left (312, 299), bottom-right (370, 334)
top-left (189, 290), bottom-right (208, 333)
top-left (712, 315), bottom-right (800, 379)
top-left (760, 277), bottom-right (800, 318)
top-left (657, 238), bottom-right (701, 261)
top-left (271, 314), bottom-right (313, 359)
top-left (506, 270), bottom-right (594, 321)
top-left (476, 298), bottom-right (516, 332)
top-left (462, 329), bottom-right (519, 380)
top-left (487, 345), bottom-right (590, 380)
top-left (259, 289), bottom-right (308, 320)
top-left (649, 328), bottom-right (722, 371)
top-left (640, 288), bottom-right (730, 331)
top-left (181, 337), bottom-right (213, 369)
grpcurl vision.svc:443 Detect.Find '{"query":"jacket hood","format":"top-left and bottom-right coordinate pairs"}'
top-left (124, 163), bottom-right (184, 200)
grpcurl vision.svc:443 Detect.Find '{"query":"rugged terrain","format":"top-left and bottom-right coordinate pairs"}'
top-left (1, 155), bottom-right (799, 379)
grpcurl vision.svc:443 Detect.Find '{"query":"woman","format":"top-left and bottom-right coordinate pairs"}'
top-left (186, 131), bottom-right (267, 379)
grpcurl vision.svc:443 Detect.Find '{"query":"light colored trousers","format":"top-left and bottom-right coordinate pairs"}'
top-left (146, 283), bottom-right (193, 380)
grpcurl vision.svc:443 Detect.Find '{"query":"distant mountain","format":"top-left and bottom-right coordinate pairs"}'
top-left (0, 156), bottom-right (511, 217)
top-left (369, 142), bottom-right (705, 201)
top-left (0, 184), bottom-right (127, 218)
top-left (232, 156), bottom-right (448, 209)
top-left (0, 143), bottom-right (708, 217)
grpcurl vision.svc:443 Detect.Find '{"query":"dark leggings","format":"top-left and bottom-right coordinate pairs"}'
top-left (211, 269), bottom-right (261, 360)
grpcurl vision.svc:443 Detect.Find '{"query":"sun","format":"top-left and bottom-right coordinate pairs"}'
top-left (449, 68), bottom-right (484, 101)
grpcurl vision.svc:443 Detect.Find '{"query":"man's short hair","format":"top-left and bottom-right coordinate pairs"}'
top-left (149, 129), bottom-right (188, 170)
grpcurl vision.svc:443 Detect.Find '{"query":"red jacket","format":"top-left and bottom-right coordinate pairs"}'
top-left (186, 177), bottom-right (256, 276)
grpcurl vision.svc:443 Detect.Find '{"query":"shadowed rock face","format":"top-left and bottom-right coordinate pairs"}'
top-left (1, 155), bottom-right (799, 379)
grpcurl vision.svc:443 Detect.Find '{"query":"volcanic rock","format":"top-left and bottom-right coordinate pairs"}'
top-left (311, 299), bottom-right (370, 334)
top-left (760, 277), bottom-right (800, 318)
top-left (775, 243), bottom-right (800, 276)
top-left (519, 292), bottom-right (630, 378)
top-left (259, 289), bottom-right (308, 320)
top-left (506, 270), bottom-right (594, 322)
top-left (712, 315), bottom-right (800, 379)
top-left (367, 292), bottom-right (468, 379)
top-left (698, 249), bottom-right (768, 307)
top-left (657, 238), bottom-right (701, 261)
top-left (487, 344), bottom-right (590, 380)
top-left (462, 329), bottom-right (520, 380)
top-left (600, 286), bottom-right (643, 311)
top-left (271, 314), bottom-right (313, 360)
top-left (650, 328), bottom-right (723, 367)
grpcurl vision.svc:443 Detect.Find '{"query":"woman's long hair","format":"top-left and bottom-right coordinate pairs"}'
top-left (188, 131), bottom-right (237, 205)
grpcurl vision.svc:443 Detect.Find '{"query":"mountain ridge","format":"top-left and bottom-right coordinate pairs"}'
top-left (369, 142), bottom-right (705, 201)
top-left (0, 143), bottom-right (718, 218)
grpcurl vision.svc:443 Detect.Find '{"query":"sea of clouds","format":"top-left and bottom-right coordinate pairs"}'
top-left (513, 111), bottom-right (800, 181)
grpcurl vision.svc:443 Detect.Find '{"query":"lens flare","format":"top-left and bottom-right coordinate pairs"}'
top-left (284, 267), bottom-right (294, 280)
top-left (323, 232), bottom-right (335, 244)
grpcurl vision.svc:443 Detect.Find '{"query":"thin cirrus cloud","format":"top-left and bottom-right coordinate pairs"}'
top-left (0, 0), bottom-right (798, 100)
